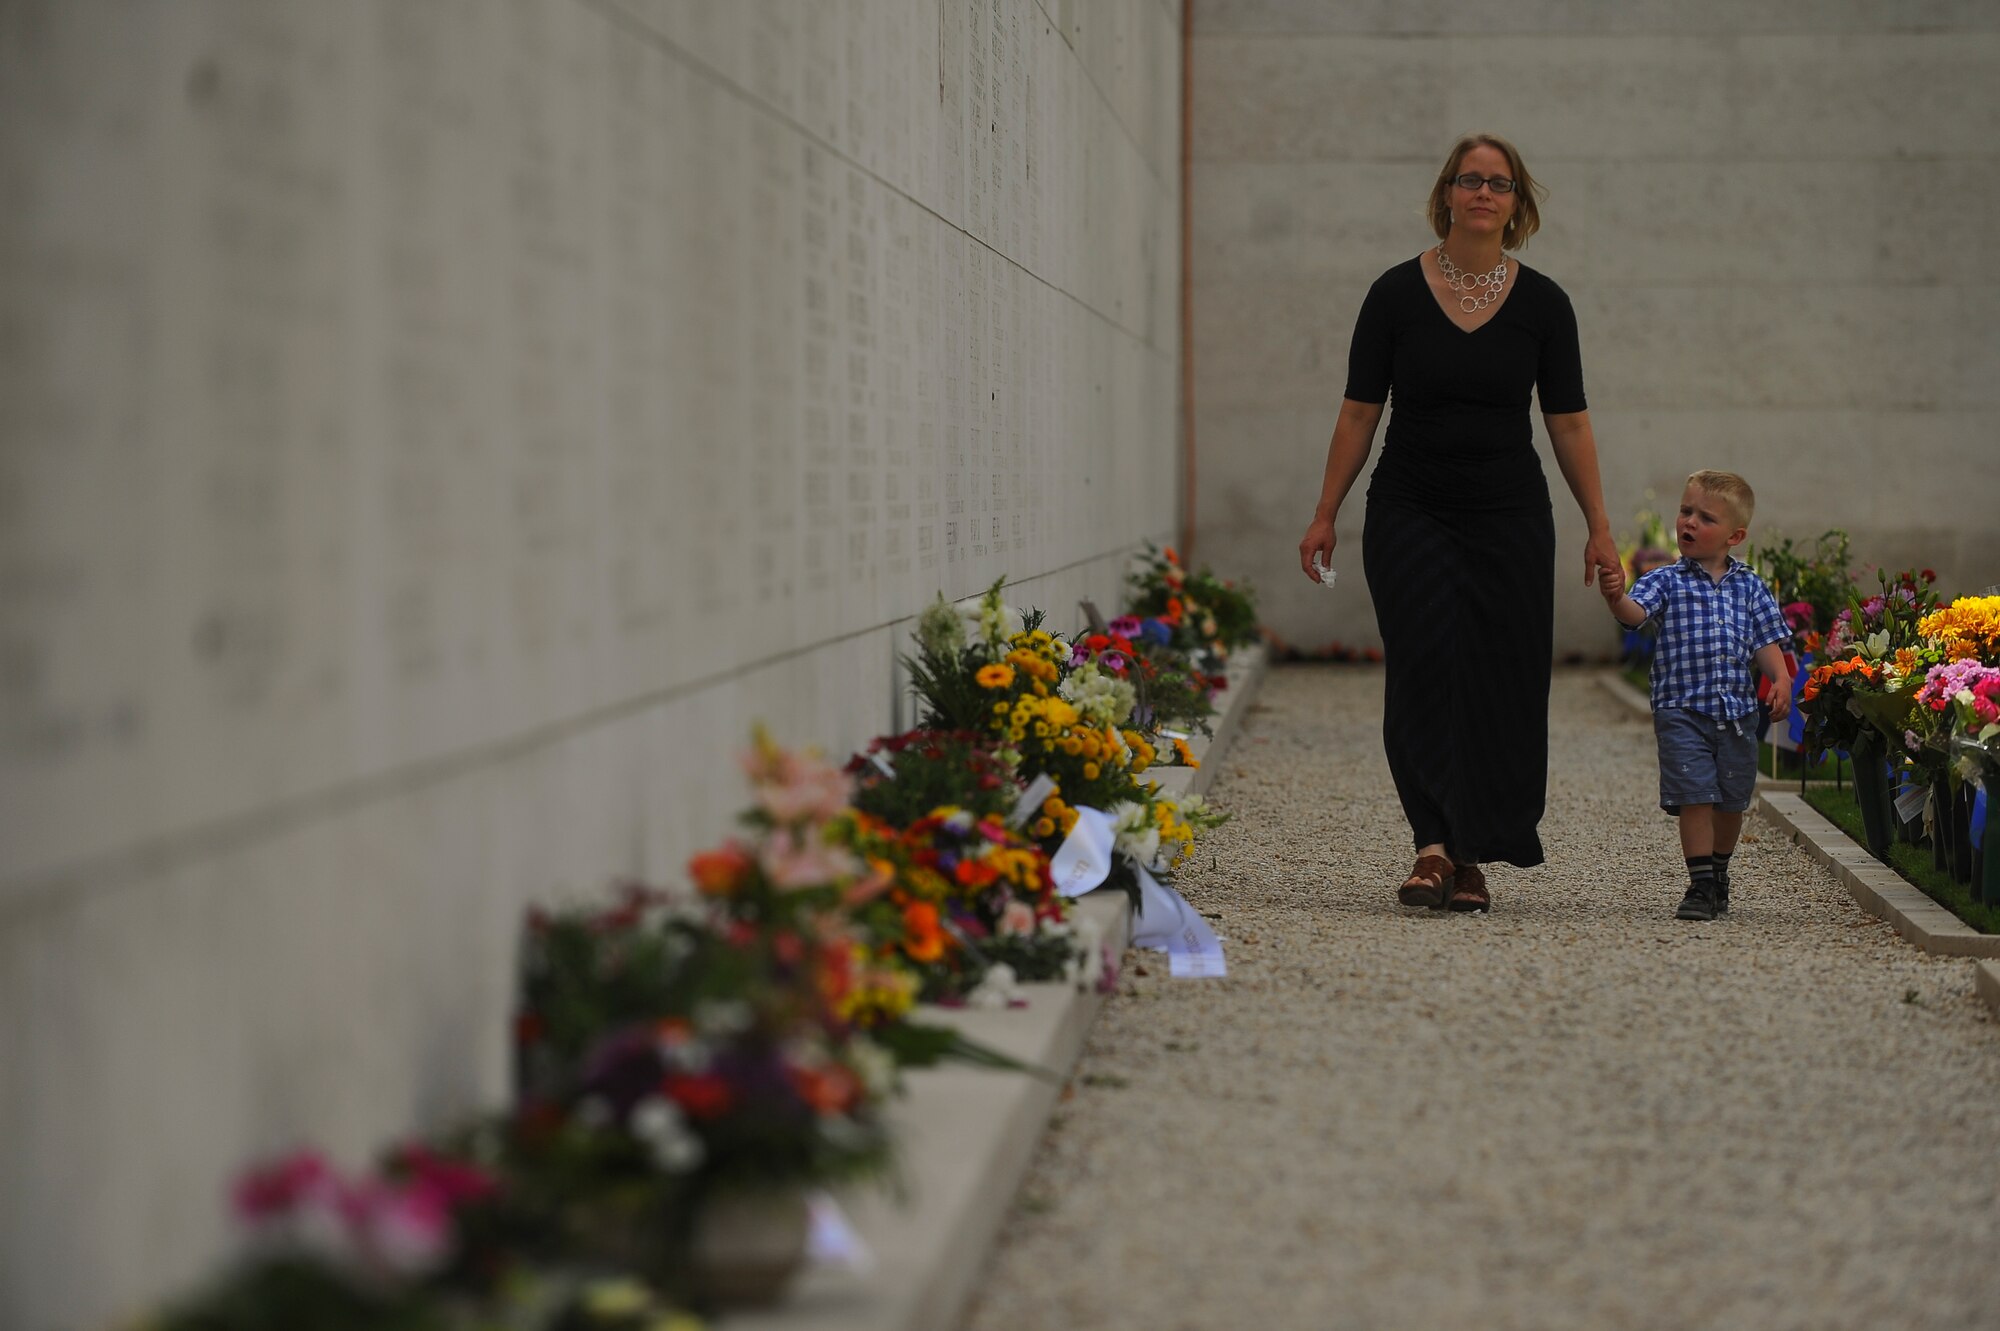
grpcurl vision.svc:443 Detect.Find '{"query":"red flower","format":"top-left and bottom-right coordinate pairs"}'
top-left (1921, 568), bottom-right (1938, 583)
top-left (513, 1011), bottom-right (545, 1046)
top-left (663, 1072), bottom-right (735, 1120)
top-left (688, 842), bottom-right (754, 896)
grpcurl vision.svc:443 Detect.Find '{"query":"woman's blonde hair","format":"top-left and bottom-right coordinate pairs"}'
top-left (1426, 133), bottom-right (1544, 250)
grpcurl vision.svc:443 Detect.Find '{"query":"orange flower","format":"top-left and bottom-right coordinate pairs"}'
top-left (688, 842), bottom-right (754, 895)
top-left (1163, 547), bottom-right (1180, 565)
top-left (1164, 597), bottom-right (1185, 626)
top-left (816, 941), bottom-right (857, 1008)
top-left (976, 663), bottom-right (1016, 689)
top-left (902, 901), bottom-right (948, 963)
top-left (953, 858), bottom-right (999, 890)
top-left (789, 1062), bottom-right (861, 1116)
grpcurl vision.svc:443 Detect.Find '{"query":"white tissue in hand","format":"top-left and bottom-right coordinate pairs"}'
top-left (1311, 552), bottom-right (1338, 588)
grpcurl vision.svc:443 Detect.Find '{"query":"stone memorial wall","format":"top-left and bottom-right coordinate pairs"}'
top-left (0, 2), bottom-right (1183, 1325)
top-left (1189, 0), bottom-right (2000, 655)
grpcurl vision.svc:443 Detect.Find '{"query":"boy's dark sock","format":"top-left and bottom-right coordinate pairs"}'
top-left (1677, 856), bottom-right (1718, 921)
top-left (1712, 851), bottom-right (1733, 911)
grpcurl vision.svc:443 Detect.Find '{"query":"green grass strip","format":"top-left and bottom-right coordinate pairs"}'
top-left (1801, 784), bottom-right (2000, 935)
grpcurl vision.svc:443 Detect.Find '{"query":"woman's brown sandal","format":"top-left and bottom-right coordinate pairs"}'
top-left (1397, 854), bottom-right (1455, 909)
top-left (1447, 862), bottom-right (1490, 913)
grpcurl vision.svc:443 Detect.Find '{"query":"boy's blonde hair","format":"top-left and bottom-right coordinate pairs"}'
top-left (1686, 469), bottom-right (1755, 529)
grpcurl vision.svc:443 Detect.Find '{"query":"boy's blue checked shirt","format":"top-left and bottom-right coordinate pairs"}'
top-left (1628, 556), bottom-right (1789, 721)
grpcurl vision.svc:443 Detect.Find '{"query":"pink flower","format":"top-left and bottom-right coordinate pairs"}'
top-left (348, 1179), bottom-right (451, 1278)
top-left (742, 742), bottom-right (854, 823)
top-left (1108, 616), bottom-right (1143, 639)
top-left (759, 825), bottom-right (859, 890)
top-left (393, 1145), bottom-right (499, 1208)
top-left (232, 1151), bottom-right (336, 1222)
top-left (997, 900), bottom-right (1036, 936)
top-left (1782, 601), bottom-right (1816, 630)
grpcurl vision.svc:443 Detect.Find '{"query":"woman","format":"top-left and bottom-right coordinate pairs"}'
top-left (1296, 133), bottom-right (1618, 913)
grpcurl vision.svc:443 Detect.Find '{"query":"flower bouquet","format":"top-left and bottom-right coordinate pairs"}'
top-left (1750, 529), bottom-right (1855, 657)
top-left (136, 1144), bottom-right (612, 1331)
top-left (498, 902), bottom-right (897, 1304)
top-left (904, 583), bottom-right (1228, 907)
top-left (1622, 498), bottom-right (1677, 581)
top-left (1123, 543), bottom-right (1259, 664)
top-left (1075, 618), bottom-right (1219, 742)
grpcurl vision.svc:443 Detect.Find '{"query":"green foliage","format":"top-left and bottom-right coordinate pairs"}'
top-left (1750, 529), bottom-right (1854, 636)
top-left (849, 730), bottom-right (1017, 827)
top-left (1803, 784), bottom-right (2000, 934)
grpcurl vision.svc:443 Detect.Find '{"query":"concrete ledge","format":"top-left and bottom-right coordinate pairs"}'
top-left (1756, 790), bottom-right (2000, 960)
top-left (1145, 643), bottom-right (1266, 800)
top-left (1975, 960), bottom-right (2000, 1017)
top-left (1597, 670), bottom-right (1651, 720)
top-left (726, 644), bottom-right (1269, 1330)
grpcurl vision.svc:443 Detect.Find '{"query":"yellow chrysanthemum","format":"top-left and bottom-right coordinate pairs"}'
top-left (976, 663), bottom-right (1016, 689)
top-left (1920, 596), bottom-right (2000, 660)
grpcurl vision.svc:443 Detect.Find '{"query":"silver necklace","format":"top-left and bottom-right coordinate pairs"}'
top-left (1435, 247), bottom-right (1509, 313)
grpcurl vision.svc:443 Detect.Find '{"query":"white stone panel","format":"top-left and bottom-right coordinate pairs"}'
top-left (1, 0), bottom-right (1183, 1323)
top-left (1194, 0), bottom-right (2000, 37)
top-left (1192, 276), bottom-right (1374, 411)
top-left (1189, 36), bottom-right (1448, 161)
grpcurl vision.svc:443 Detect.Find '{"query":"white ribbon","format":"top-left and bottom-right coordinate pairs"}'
top-left (806, 1190), bottom-right (874, 1273)
top-left (1049, 805), bottom-right (1116, 897)
top-left (1130, 865), bottom-right (1227, 978)
top-left (1009, 772), bottom-right (1059, 829)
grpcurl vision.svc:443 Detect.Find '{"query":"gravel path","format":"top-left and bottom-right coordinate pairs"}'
top-left (962, 666), bottom-right (2000, 1331)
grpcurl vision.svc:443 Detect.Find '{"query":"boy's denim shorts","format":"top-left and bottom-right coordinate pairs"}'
top-left (1654, 707), bottom-right (1758, 814)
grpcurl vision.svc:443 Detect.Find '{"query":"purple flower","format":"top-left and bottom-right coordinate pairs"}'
top-left (1108, 615), bottom-right (1143, 639)
top-left (1100, 651), bottom-right (1127, 675)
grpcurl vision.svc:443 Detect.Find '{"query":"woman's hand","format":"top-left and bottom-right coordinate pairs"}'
top-left (1299, 516), bottom-right (1337, 582)
top-left (1582, 527), bottom-right (1621, 588)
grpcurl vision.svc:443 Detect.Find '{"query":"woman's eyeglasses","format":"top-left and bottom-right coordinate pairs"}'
top-left (1451, 173), bottom-right (1516, 194)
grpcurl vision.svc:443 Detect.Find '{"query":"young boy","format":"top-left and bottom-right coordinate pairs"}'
top-left (1598, 470), bottom-right (1792, 921)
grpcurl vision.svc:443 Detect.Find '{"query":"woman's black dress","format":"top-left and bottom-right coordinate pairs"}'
top-left (1345, 256), bottom-right (1587, 868)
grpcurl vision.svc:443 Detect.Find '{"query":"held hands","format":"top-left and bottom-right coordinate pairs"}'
top-left (1596, 563), bottom-right (1627, 603)
top-left (1583, 528), bottom-right (1622, 589)
top-left (1298, 516), bottom-right (1336, 583)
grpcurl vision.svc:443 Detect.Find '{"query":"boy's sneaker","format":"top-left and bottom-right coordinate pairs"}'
top-left (1713, 881), bottom-right (1730, 914)
top-left (1675, 883), bottom-right (1718, 921)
